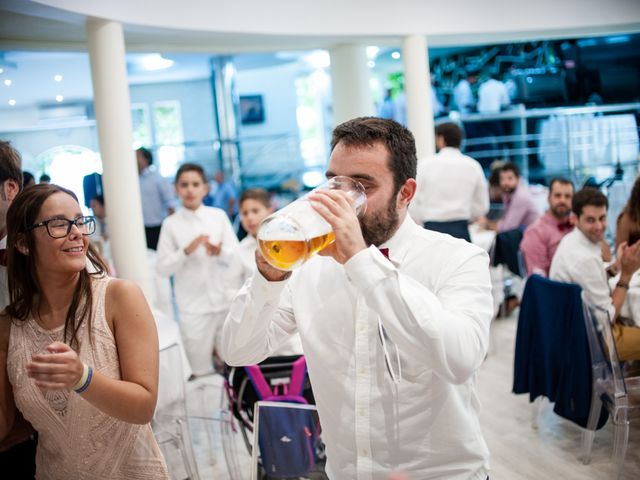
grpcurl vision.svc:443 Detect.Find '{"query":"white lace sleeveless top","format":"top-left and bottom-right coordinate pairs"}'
top-left (7, 276), bottom-right (169, 479)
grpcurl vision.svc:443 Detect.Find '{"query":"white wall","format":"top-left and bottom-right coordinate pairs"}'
top-left (236, 62), bottom-right (302, 178)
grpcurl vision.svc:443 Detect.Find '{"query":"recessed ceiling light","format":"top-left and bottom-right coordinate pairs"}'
top-left (140, 54), bottom-right (174, 71)
top-left (391, 51), bottom-right (401, 60)
top-left (4, 79), bottom-right (12, 86)
top-left (366, 46), bottom-right (380, 59)
top-left (0, 68), bottom-right (4, 74)
top-left (368, 60), bottom-right (376, 68)
top-left (55, 94), bottom-right (64, 102)
top-left (54, 74), bottom-right (63, 82)
top-left (8, 99), bottom-right (16, 106)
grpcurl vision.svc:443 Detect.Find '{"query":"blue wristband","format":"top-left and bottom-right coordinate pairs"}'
top-left (74, 366), bottom-right (93, 394)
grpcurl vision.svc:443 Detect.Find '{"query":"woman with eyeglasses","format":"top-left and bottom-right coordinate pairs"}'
top-left (0, 184), bottom-right (168, 479)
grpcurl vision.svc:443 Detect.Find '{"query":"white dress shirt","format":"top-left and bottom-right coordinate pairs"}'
top-left (156, 205), bottom-right (239, 314)
top-left (454, 79), bottom-right (474, 113)
top-left (477, 79), bottom-right (510, 114)
top-left (410, 147), bottom-right (489, 223)
top-left (222, 216), bottom-right (492, 479)
top-left (549, 228), bottom-right (616, 320)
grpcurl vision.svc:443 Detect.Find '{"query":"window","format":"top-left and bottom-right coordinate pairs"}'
top-left (152, 100), bottom-right (185, 177)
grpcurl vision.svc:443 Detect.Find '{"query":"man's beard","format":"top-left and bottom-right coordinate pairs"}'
top-left (501, 186), bottom-right (515, 195)
top-left (359, 192), bottom-right (400, 247)
top-left (551, 204), bottom-right (570, 219)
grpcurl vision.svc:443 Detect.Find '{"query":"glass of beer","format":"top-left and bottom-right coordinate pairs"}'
top-left (257, 176), bottom-right (367, 271)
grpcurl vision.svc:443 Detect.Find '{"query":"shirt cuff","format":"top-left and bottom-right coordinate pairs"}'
top-left (344, 245), bottom-right (395, 291)
top-left (249, 267), bottom-right (290, 303)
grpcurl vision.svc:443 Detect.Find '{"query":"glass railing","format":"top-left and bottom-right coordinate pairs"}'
top-left (440, 102), bottom-right (640, 186)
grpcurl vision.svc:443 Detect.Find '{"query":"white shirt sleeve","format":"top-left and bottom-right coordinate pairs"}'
top-left (577, 255), bottom-right (617, 322)
top-left (221, 272), bottom-right (299, 366)
top-left (344, 246), bottom-right (492, 385)
top-left (155, 219), bottom-right (188, 277)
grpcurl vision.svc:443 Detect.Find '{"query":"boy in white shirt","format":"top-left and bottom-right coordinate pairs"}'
top-left (156, 163), bottom-right (239, 376)
top-left (230, 188), bottom-right (303, 355)
top-left (236, 188), bottom-right (273, 282)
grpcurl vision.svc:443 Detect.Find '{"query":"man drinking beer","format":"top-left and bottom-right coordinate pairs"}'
top-left (222, 117), bottom-right (493, 480)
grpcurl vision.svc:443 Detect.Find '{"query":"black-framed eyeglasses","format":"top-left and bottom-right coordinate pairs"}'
top-left (28, 216), bottom-right (96, 239)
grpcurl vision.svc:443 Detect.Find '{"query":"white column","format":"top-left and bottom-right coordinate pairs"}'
top-left (329, 44), bottom-right (374, 126)
top-left (86, 18), bottom-right (152, 298)
top-left (402, 35), bottom-right (435, 160)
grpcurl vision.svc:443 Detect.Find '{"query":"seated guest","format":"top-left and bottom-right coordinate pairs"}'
top-left (409, 122), bottom-right (489, 241)
top-left (550, 187), bottom-right (640, 360)
top-left (520, 177), bottom-right (574, 276)
top-left (480, 162), bottom-right (539, 232)
top-left (616, 174), bottom-right (640, 250)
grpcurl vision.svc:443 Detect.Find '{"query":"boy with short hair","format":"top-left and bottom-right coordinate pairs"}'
top-left (236, 188), bottom-right (273, 282)
top-left (156, 163), bottom-right (239, 376)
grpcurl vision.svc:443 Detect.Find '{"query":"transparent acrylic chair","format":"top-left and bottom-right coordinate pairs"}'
top-left (581, 297), bottom-right (640, 479)
top-left (153, 342), bottom-right (200, 480)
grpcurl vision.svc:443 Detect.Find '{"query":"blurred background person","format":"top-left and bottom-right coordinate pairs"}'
top-left (616, 174), bottom-right (640, 250)
top-left (136, 147), bottom-right (175, 250)
top-left (22, 171), bottom-right (35, 189)
top-left (38, 174), bottom-right (50, 185)
top-left (520, 177), bottom-right (574, 277)
top-left (156, 163), bottom-right (239, 377)
top-left (410, 122), bottom-right (488, 241)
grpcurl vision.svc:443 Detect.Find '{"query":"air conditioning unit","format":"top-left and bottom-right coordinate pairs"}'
top-left (38, 101), bottom-right (94, 123)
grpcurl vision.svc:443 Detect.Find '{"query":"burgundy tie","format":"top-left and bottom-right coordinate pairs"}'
top-left (378, 248), bottom-right (390, 260)
top-left (0, 249), bottom-right (6, 267)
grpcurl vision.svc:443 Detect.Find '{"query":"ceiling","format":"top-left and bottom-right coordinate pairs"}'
top-left (1, 0), bottom-right (639, 111)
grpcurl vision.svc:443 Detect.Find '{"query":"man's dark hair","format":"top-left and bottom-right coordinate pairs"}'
top-left (0, 141), bottom-right (24, 188)
top-left (92, 194), bottom-right (105, 206)
top-left (137, 147), bottom-right (153, 166)
top-left (435, 122), bottom-right (463, 149)
top-left (23, 171), bottom-right (35, 187)
top-left (331, 117), bottom-right (416, 194)
top-left (175, 162), bottom-right (207, 184)
top-left (549, 177), bottom-right (574, 193)
top-left (240, 188), bottom-right (271, 209)
top-left (39, 173), bottom-right (51, 183)
top-left (500, 162), bottom-right (520, 178)
top-left (572, 187), bottom-right (608, 217)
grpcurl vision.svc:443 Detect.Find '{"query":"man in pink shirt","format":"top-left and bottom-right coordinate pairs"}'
top-left (479, 162), bottom-right (539, 232)
top-left (520, 178), bottom-right (574, 276)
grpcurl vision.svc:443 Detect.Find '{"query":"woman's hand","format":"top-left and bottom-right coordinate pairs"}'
top-left (26, 342), bottom-right (83, 391)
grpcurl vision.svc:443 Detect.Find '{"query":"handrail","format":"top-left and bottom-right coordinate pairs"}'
top-left (449, 102), bottom-right (640, 123)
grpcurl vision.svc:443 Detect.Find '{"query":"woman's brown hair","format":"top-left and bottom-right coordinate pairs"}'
top-left (5, 184), bottom-right (108, 349)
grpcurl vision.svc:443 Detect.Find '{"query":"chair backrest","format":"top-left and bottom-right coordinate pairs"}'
top-left (491, 228), bottom-right (525, 276)
top-left (581, 297), bottom-right (627, 400)
top-left (513, 274), bottom-right (608, 428)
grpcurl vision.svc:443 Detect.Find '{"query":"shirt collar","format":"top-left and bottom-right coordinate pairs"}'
top-left (573, 227), bottom-right (601, 251)
top-left (377, 214), bottom-right (417, 266)
top-left (180, 204), bottom-right (206, 218)
top-left (543, 211), bottom-right (573, 231)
